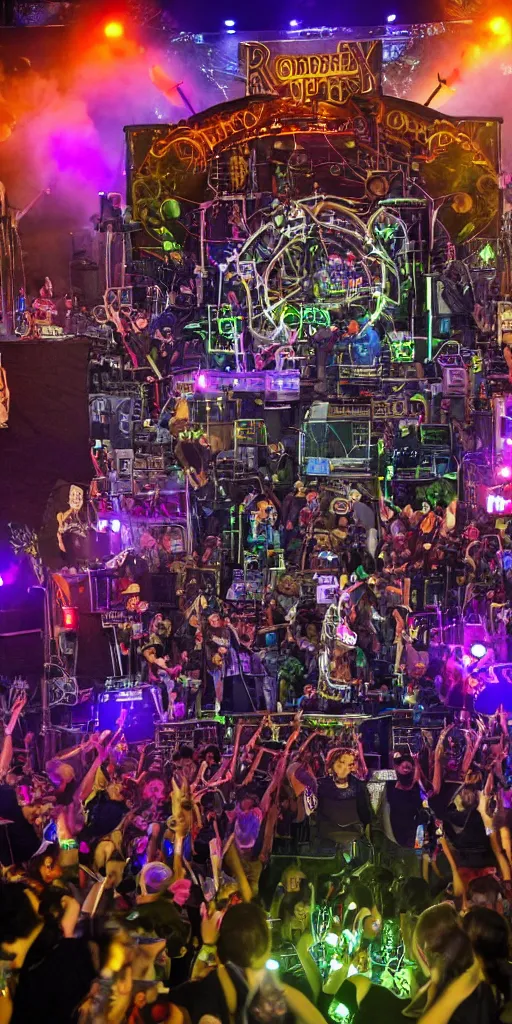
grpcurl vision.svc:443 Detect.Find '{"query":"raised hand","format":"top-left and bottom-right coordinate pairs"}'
top-left (5, 694), bottom-right (27, 735)
top-left (435, 724), bottom-right (453, 756)
top-left (200, 901), bottom-right (224, 945)
top-left (115, 707), bottom-right (128, 730)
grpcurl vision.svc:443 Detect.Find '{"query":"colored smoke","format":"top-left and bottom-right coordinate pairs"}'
top-left (0, 28), bottom-right (224, 291)
top-left (409, 16), bottom-right (512, 166)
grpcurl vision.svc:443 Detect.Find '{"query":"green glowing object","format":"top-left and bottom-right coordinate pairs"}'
top-left (479, 243), bottom-right (495, 264)
top-left (161, 198), bottom-right (181, 219)
top-left (388, 336), bottom-right (414, 362)
top-left (163, 240), bottom-right (181, 252)
top-left (329, 1001), bottom-right (351, 1021)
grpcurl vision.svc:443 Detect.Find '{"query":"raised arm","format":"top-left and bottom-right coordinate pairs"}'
top-left (353, 729), bottom-right (368, 780)
top-left (461, 718), bottom-right (485, 776)
top-left (244, 716), bottom-right (269, 754)
top-left (76, 735), bottom-right (112, 803)
top-left (477, 790), bottom-right (511, 881)
top-left (433, 725), bottom-right (452, 795)
top-left (0, 695), bottom-right (26, 776)
top-left (437, 828), bottom-right (465, 900)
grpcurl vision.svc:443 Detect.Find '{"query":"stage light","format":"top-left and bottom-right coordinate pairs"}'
top-left (470, 642), bottom-right (487, 659)
top-left (387, 13), bottom-right (397, 22)
top-left (104, 20), bottom-right (124, 39)
top-left (224, 19), bottom-right (235, 26)
top-left (289, 19), bottom-right (299, 27)
top-left (97, 519), bottom-right (108, 532)
top-left (266, 958), bottom-right (279, 971)
top-left (498, 465), bottom-right (512, 479)
top-left (197, 372), bottom-right (207, 390)
top-left (0, 576), bottom-right (4, 587)
top-left (111, 519), bottom-right (121, 533)
top-left (62, 606), bottom-right (78, 631)
top-left (489, 15), bottom-right (511, 44)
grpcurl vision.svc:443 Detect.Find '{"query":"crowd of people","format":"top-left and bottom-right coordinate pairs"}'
top-left (1, 689), bottom-right (512, 1024)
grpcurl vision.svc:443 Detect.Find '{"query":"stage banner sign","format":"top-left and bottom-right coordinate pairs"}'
top-left (241, 39), bottom-right (382, 105)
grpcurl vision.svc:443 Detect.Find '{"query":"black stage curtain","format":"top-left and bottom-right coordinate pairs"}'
top-left (0, 339), bottom-right (92, 530)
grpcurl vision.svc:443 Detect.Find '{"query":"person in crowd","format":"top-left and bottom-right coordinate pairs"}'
top-left (0, 882), bottom-right (95, 1024)
top-left (165, 902), bottom-right (326, 1024)
top-left (328, 902), bottom-right (496, 1024)
top-left (381, 747), bottom-right (427, 873)
top-left (316, 746), bottom-right (371, 855)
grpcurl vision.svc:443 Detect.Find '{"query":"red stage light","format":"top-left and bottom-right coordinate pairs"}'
top-left (104, 20), bottom-right (124, 39)
top-left (62, 606), bottom-right (78, 630)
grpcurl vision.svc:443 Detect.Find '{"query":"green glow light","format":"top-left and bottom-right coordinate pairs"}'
top-left (479, 243), bottom-right (495, 264)
top-left (329, 1001), bottom-right (351, 1021)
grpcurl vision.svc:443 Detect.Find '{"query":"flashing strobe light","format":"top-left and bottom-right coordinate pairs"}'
top-left (104, 20), bottom-right (124, 38)
top-left (489, 16), bottom-right (512, 44)
top-left (387, 13), bottom-right (397, 22)
top-left (289, 19), bottom-right (299, 26)
top-left (197, 372), bottom-right (207, 390)
top-left (62, 606), bottom-right (78, 631)
top-left (265, 958), bottom-right (279, 971)
top-left (470, 642), bottom-right (488, 659)
top-left (498, 465), bottom-right (512, 479)
top-left (111, 519), bottom-right (121, 533)
top-left (0, 576), bottom-right (3, 587)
